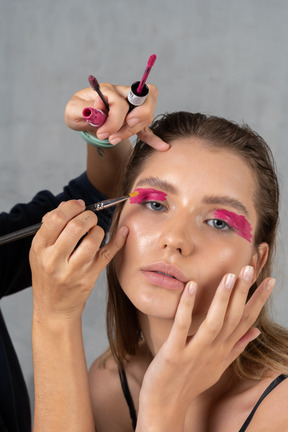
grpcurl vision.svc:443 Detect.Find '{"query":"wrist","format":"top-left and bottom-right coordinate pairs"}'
top-left (32, 309), bottom-right (82, 336)
top-left (79, 131), bottom-right (115, 148)
top-left (137, 396), bottom-right (186, 432)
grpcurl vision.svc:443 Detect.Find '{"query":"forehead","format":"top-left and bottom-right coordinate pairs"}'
top-left (134, 138), bottom-right (257, 216)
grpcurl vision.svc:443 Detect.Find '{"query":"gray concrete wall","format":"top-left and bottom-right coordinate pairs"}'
top-left (1, 0), bottom-right (288, 409)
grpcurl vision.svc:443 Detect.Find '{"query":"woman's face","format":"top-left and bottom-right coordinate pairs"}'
top-left (116, 138), bottom-right (267, 328)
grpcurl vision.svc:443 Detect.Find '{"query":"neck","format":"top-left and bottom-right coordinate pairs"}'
top-left (137, 311), bottom-right (173, 356)
top-left (137, 311), bottom-right (242, 403)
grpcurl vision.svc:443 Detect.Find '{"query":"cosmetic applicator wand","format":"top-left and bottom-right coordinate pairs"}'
top-left (88, 75), bottom-right (110, 112)
top-left (0, 191), bottom-right (139, 246)
top-left (128, 54), bottom-right (157, 110)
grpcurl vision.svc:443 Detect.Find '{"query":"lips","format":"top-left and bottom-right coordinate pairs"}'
top-left (141, 262), bottom-right (189, 291)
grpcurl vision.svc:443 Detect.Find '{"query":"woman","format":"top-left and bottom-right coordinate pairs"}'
top-left (30, 112), bottom-right (288, 431)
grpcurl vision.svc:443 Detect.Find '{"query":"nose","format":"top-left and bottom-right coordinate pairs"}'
top-left (158, 215), bottom-right (195, 257)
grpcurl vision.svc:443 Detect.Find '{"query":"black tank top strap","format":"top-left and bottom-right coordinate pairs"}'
top-left (238, 374), bottom-right (288, 432)
top-left (118, 368), bottom-right (137, 430)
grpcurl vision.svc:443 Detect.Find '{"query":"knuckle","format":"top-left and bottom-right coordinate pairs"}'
top-left (227, 315), bottom-right (241, 329)
top-left (98, 245), bottom-right (115, 263)
top-left (70, 218), bottom-right (85, 230)
top-left (203, 321), bottom-right (220, 339)
top-left (50, 212), bottom-right (64, 226)
top-left (175, 318), bottom-right (188, 333)
top-left (148, 83), bottom-right (158, 96)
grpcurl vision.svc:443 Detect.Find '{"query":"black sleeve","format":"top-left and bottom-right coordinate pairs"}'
top-left (0, 172), bottom-right (114, 297)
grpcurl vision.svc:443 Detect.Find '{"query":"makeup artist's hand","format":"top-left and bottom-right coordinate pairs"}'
top-left (64, 84), bottom-right (169, 151)
top-left (30, 200), bottom-right (128, 321)
top-left (136, 268), bottom-right (275, 432)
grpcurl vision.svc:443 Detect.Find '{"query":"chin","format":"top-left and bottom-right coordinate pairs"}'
top-left (134, 291), bottom-right (181, 320)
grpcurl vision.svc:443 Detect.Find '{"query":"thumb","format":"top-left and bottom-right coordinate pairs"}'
top-left (137, 127), bottom-right (170, 151)
top-left (94, 226), bottom-right (129, 272)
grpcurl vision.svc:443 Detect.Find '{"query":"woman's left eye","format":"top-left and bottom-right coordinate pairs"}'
top-left (206, 219), bottom-right (231, 231)
top-left (143, 201), bottom-right (167, 212)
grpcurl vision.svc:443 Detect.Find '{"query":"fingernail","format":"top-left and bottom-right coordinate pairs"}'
top-left (120, 226), bottom-right (129, 237)
top-left (251, 329), bottom-right (261, 341)
top-left (127, 117), bottom-right (140, 127)
top-left (97, 132), bottom-right (109, 140)
top-left (188, 281), bottom-right (197, 295)
top-left (225, 273), bottom-right (236, 290)
top-left (242, 266), bottom-right (254, 282)
top-left (109, 137), bottom-right (121, 145)
top-left (267, 277), bottom-right (276, 291)
top-left (77, 199), bottom-right (85, 207)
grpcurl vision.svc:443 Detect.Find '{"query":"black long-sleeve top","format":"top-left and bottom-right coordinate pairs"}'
top-left (0, 172), bottom-right (113, 432)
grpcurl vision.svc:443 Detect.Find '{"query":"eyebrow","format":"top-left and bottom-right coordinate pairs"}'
top-left (203, 196), bottom-right (249, 216)
top-left (135, 177), bottom-right (178, 195)
top-left (134, 177), bottom-right (249, 216)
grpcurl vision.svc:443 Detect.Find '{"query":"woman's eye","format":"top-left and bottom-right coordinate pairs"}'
top-left (206, 219), bottom-right (231, 231)
top-left (143, 201), bottom-right (166, 212)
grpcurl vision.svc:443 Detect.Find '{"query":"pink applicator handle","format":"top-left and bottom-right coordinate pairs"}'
top-left (82, 107), bottom-right (108, 127)
top-left (137, 54), bottom-right (157, 94)
top-left (127, 54), bottom-right (157, 112)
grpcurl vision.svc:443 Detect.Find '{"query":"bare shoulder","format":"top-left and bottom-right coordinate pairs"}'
top-left (88, 343), bottom-right (151, 432)
top-left (247, 375), bottom-right (288, 431)
top-left (89, 353), bottom-right (134, 432)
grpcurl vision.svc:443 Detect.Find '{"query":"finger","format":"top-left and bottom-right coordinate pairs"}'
top-left (65, 87), bottom-right (114, 133)
top-left (69, 224), bottom-right (105, 266)
top-left (54, 210), bottom-right (99, 258)
top-left (95, 84), bottom-right (130, 140)
top-left (92, 226), bottom-right (129, 276)
top-left (221, 265), bottom-right (255, 336)
top-left (194, 273), bottom-right (236, 345)
top-left (106, 83), bottom-right (158, 142)
top-left (137, 127), bottom-right (170, 151)
top-left (225, 327), bottom-right (261, 367)
top-left (64, 92), bottom-right (99, 131)
top-left (166, 281), bottom-right (197, 351)
top-left (227, 277), bottom-right (275, 344)
top-left (99, 84), bottom-right (166, 146)
top-left (37, 200), bottom-right (86, 246)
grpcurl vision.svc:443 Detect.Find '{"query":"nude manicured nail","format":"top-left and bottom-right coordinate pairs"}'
top-left (120, 226), bottom-right (129, 237)
top-left (225, 273), bottom-right (236, 290)
top-left (242, 265), bottom-right (254, 282)
top-left (188, 281), bottom-right (197, 295)
top-left (267, 278), bottom-right (276, 291)
top-left (97, 132), bottom-right (109, 140)
top-left (109, 137), bottom-right (121, 145)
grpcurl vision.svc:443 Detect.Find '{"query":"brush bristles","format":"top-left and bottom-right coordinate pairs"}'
top-left (129, 191), bottom-right (139, 198)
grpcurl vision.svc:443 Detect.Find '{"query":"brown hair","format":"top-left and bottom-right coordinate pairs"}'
top-left (105, 112), bottom-right (288, 378)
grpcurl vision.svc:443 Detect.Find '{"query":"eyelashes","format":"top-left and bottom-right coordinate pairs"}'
top-left (143, 201), bottom-right (167, 212)
top-left (212, 209), bottom-right (252, 242)
top-left (206, 218), bottom-right (232, 231)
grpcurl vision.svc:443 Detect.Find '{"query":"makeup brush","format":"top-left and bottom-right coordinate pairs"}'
top-left (0, 191), bottom-right (139, 246)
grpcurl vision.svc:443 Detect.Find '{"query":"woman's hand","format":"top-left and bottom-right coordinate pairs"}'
top-left (137, 267), bottom-right (275, 432)
top-left (64, 83), bottom-right (169, 151)
top-left (29, 199), bottom-right (128, 322)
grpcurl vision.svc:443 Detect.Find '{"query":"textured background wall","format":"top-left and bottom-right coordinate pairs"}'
top-left (1, 0), bottom-right (288, 409)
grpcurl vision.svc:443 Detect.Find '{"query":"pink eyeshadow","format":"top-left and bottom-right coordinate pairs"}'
top-left (213, 209), bottom-right (253, 243)
top-left (129, 188), bottom-right (167, 204)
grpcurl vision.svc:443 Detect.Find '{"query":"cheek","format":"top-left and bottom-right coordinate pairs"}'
top-left (194, 242), bottom-right (255, 315)
top-left (115, 209), bottom-right (157, 282)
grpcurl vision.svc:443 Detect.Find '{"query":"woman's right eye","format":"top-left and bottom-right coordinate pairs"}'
top-left (143, 201), bottom-right (167, 212)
